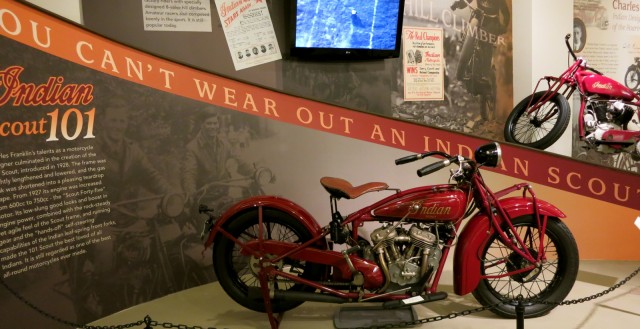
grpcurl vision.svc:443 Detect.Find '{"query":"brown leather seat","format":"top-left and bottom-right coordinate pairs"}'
top-left (320, 177), bottom-right (388, 200)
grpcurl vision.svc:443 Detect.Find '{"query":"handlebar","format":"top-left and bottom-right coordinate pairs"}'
top-left (565, 33), bottom-right (577, 61)
top-left (395, 151), bottom-right (450, 165)
top-left (395, 151), bottom-right (463, 177)
top-left (417, 159), bottom-right (453, 177)
top-left (565, 33), bottom-right (603, 75)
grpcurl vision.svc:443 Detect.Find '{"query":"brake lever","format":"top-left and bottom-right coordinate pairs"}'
top-left (449, 156), bottom-right (466, 180)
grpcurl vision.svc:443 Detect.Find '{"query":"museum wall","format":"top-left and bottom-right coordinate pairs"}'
top-left (0, 0), bottom-right (638, 328)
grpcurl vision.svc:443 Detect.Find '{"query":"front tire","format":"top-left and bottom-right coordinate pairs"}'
top-left (624, 67), bottom-right (640, 91)
top-left (504, 91), bottom-right (570, 150)
top-left (472, 216), bottom-right (579, 318)
top-left (212, 208), bottom-right (324, 313)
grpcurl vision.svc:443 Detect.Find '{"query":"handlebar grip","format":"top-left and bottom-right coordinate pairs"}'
top-left (395, 154), bottom-right (422, 165)
top-left (417, 160), bottom-right (449, 177)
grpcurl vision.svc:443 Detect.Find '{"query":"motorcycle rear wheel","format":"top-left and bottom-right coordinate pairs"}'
top-left (212, 208), bottom-right (325, 313)
top-left (472, 216), bottom-right (579, 318)
top-left (504, 91), bottom-right (570, 150)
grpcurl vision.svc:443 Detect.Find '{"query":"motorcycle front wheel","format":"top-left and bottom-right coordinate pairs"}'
top-left (212, 208), bottom-right (325, 313)
top-left (503, 91), bottom-right (570, 150)
top-left (472, 216), bottom-right (579, 318)
top-left (624, 66), bottom-right (640, 90)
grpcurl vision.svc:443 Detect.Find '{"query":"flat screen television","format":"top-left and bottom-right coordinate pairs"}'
top-left (289, 0), bottom-right (405, 60)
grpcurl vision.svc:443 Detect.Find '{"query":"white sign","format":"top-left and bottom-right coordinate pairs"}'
top-left (402, 27), bottom-right (445, 101)
top-left (142, 0), bottom-right (212, 32)
top-left (214, 0), bottom-right (282, 71)
top-left (635, 216), bottom-right (640, 230)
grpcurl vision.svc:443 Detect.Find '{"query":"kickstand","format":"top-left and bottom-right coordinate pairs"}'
top-left (259, 267), bottom-right (284, 329)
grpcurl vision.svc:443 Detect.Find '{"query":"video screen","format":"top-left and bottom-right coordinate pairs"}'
top-left (294, 0), bottom-right (403, 51)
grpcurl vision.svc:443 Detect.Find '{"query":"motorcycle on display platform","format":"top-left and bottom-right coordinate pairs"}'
top-left (503, 34), bottom-right (640, 164)
top-left (199, 142), bottom-right (579, 328)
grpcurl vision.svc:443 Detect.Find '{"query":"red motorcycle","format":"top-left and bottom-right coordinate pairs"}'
top-left (201, 142), bottom-right (579, 328)
top-left (504, 34), bottom-right (640, 159)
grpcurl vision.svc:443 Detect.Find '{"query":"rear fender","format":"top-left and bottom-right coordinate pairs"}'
top-left (203, 195), bottom-right (325, 249)
top-left (453, 197), bottom-right (565, 296)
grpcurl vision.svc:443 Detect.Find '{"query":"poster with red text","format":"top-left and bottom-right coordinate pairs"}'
top-left (214, 0), bottom-right (282, 70)
top-left (403, 27), bottom-right (445, 101)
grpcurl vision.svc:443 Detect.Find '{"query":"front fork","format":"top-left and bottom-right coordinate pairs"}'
top-left (486, 183), bottom-right (547, 270)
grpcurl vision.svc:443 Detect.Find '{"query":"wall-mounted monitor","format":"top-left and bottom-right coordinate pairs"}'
top-left (289, 0), bottom-right (405, 60)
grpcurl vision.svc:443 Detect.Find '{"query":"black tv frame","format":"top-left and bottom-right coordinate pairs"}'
top-left (288, 0), bottom-right (405, 61)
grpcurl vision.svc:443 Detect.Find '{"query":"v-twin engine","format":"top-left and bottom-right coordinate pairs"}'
top-left (370, 224), bottom-right (443, 289)
top-left (584, 99), bottom-right (639, 155)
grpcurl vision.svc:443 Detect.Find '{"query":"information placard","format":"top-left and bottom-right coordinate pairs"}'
top-left (142, 0), bottom-right (212, 32)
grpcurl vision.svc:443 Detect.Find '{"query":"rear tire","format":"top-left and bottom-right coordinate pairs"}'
top-left (212, 208), bottom-right (324, 313)
top-left (472, 216), bottom-right (579, 318)
top-left (504, 91), bottom-right (570, 150)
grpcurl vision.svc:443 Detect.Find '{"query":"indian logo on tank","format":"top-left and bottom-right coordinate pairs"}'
top-left (592, 81), bottom-right (613, 90)
top-left (419, 202), bottom-right (451, 215)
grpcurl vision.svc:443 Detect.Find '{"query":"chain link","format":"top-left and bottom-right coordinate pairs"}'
top-left (535, 265), bottom-right (640, 307)
top-left (1, 266), bottom-right (638, 329)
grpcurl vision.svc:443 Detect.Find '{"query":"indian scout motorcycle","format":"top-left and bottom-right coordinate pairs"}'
top-left (199, 142), bottom-right (579, 328)
top-left (504, 34), bottom-right (640, 159)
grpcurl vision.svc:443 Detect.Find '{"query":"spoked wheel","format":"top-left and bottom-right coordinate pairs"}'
top-left (624, 67), bottom-right (640, 91)
top-left (472, 216), bottom-right (579, 318)
top-left (212, 208), bottom-right (325, 313)
top-left (504, 91), bottom-right (570, 150)
top-left (612, 152), bottom-right (640, 173)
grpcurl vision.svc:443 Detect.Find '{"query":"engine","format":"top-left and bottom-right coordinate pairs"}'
top-left (584, 99), bottom-right (639, 155)
top-left (369, 223), bottom-right (444, 289)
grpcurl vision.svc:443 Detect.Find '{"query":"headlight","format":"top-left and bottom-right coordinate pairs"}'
top-left (161, 193), bottom-right (185, 218)
top-left (474, 142), bottom-right (502, 167)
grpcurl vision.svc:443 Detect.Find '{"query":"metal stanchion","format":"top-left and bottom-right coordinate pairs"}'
top-left (515, 295), bottom-right (525, 329)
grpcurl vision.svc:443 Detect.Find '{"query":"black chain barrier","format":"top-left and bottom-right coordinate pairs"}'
top-left (1, 266), bottom-right (638, 329)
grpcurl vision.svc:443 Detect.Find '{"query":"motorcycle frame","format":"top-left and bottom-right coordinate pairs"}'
top-left (525, 37), bottom-right (640, 149)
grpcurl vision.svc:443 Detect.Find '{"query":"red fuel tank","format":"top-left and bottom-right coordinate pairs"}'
top-left (577, 72), bottom-right (636, 101)
top-left (372, 185), bottom-right (467, 221)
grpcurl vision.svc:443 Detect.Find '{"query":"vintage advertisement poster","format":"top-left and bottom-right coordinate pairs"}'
top-left (0, 1), bottom-right (638, 328)
top-left (214, 0), bottom-right (282, 70)
top-left (403, 27), bottom-right (445, 101)
top-left (142, 0), bottom-right (213, 32)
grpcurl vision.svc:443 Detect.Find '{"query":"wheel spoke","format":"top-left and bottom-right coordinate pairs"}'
top-left (481, 222), bottom-right (562, 300)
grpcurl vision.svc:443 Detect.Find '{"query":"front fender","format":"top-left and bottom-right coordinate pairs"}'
top-left (453, 197), bottom-right (565, 296)
top-left (203, 195), bottom-right (325, 249)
